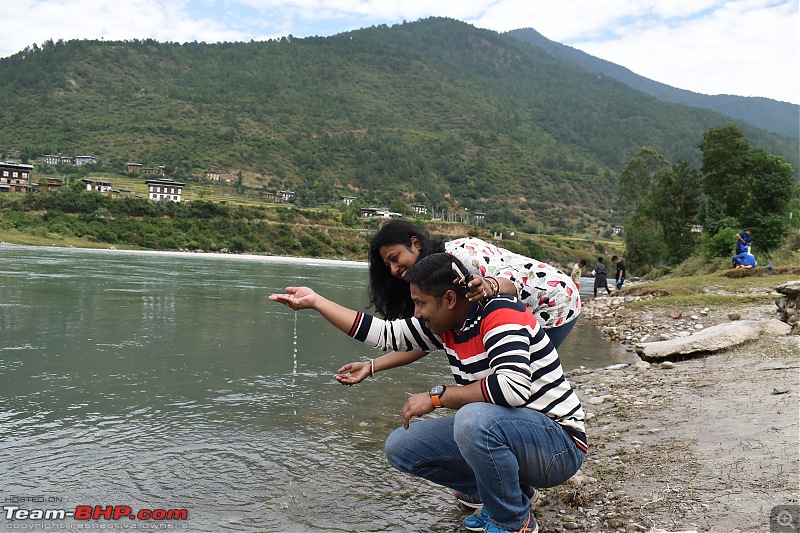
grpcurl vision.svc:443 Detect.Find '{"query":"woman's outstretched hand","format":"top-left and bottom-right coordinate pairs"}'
top-left (269, 286), bottom-right (318, 310)
top-left (333, 361), bottom-right (371, 386)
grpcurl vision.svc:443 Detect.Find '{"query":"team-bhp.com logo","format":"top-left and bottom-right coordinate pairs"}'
top-left (4, 504), bottom-right (188, 521)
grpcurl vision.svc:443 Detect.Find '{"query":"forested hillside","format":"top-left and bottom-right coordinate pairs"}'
top-left (507, 28), bottom-right (800, 141)
top-left (0, 17), bottom-right (796, 232)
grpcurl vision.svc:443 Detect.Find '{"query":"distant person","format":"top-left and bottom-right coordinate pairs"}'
top-left (611, 256), bottom-right (626, 293)
top-left (735, 229), bottom-right (753, 255)
top-left (270, 253), bottom-right (587, 533)
top-left (571, 259), bottom-right (586, 290)
top-left (593, 257), bottom-right (611, 297)
top-left (732, 249), bottom-right (757, 268)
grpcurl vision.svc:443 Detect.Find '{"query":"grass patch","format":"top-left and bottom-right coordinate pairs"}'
top-left (625, 272), bottom-right (799, 298)
top-left (625, 293), bottom-right (775, 311)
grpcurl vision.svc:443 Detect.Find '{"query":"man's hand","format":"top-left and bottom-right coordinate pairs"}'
top-left (334, 361), bottom-right (371, 386)
top-left (269, 286), bottom-right (318, 310)
top-left (401, 392), bottom-right (436, 429)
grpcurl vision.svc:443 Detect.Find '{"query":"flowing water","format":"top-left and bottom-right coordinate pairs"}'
top-left (0, 244), bottom-right (633, 532)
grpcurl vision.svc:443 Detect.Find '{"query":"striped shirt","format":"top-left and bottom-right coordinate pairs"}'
top-left (349, 295), bottom-right (587, 451)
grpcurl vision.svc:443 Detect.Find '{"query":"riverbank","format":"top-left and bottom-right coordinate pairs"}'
top-left (0, 241), bottom-right (368, 267)
top-left (531, 290), bottom-right (799, 532)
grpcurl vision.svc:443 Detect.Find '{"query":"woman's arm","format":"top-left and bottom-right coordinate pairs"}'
top-left (446, 238), bottom-right (523, 298)
top-left (269, 286), bottom-right (359, 334)
top-left (334, 349), bottom-right (427, 385)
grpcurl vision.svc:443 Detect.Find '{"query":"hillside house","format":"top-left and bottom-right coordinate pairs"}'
top-left (279, 190), bottom-right (295, 202)
top-left (142, 166), bottom-right (166, 175)
top-left (341, 195), bottom-right (356, 205)
top-left (127, 162), bottom-right (143, 173)
top-left (0, 161), bottom-right (34, 193)
top-left (411, 204), bottom-right (428, 214)
top-left (146, 179), bottom-right (185, 202)
top-left (474, 212), bottom-right (486, 221)
top-left (82, 179), bottom-right (113, 193)
top-left (205, 170), bottom-right (220, 181)
top-left (74, 155), bottom-right (98, 165)
top-left (44, 178), bottom-right (65, 191)
top-left (359, 207), bottom-right (402, 218)
top-left (44, 154), bottom-right (75, 165)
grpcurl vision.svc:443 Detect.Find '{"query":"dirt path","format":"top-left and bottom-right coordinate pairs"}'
top-left (534, 303), bottom-right (800, 532)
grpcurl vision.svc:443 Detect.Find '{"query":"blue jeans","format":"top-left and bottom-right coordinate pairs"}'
top-left (384, 403), bottom-right (586, 531)
top-left (544, 317), bottom-right (578, 349)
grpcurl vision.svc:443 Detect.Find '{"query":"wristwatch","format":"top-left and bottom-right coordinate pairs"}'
top-left (429, 384), bottom-right (447, 408)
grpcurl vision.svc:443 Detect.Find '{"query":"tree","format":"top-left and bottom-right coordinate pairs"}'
top-left (623, 212), bottom-right (667, 273)
top-left (645, 161), bottom-right (701, 261)
top-left (699, 125), bottom-right (752, 219)
top-left (617, 146), bottom-right (669, 213)
top-left (699, 124), bottom-right (796, 251)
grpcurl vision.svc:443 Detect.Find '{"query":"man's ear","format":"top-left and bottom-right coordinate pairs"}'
top-left (443, 289), bottom-right (459, 309)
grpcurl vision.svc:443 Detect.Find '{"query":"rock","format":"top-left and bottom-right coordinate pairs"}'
top-left (761, 318), bottom-right (793, 336)
top-left (772, 387), bottom-right (790, 395)
top-left (728, 312), bottom-right (741, 321)
top-left (635, 320), bottom-right (766, 361)
top-left (670, 310), bottom-right (683, 319)
top-left (659, 361), bottom-right (677, 369)
top-left (588, 395), bottom-right (614, 405)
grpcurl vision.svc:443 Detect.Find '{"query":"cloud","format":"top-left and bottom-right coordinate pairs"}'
top-left (568, 0), bottom-right (799, 103)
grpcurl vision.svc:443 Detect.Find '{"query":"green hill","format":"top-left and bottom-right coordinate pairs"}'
top-left (0, 17), bottom-right (796, 233)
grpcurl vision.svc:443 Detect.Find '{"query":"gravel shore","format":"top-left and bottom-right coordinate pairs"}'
top-left (532, 293), bottom-right (800, 533)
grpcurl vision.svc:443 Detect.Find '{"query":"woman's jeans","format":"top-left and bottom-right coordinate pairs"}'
top-left (544, 317), bottom-right (578, 349)
top-left (384, 403), bottom-right (586, 531)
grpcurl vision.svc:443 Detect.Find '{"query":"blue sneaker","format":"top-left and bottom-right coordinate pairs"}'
top-left (462, 506), bottom-right (488, 532)
top-left (484, 511), bottom-right (538, 533)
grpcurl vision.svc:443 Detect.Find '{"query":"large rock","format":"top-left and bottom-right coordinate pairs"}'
top-left (635, 320), bottom-right (782, 361)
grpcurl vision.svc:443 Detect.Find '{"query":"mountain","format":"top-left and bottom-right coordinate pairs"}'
top-left (0, 18), bottom-right (796, 232)
top-left (506, 28), bottom-right (800, 141)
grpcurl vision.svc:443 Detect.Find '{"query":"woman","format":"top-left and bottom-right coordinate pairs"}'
top-left (593, 257), bottom-right (612, 297)
top-left (368, 220), bottom-right (580, 346)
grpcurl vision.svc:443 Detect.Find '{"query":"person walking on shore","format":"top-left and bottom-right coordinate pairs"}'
top-left (611, 256), bottom-right (626, 293)
top-left (593, 257), bottom-right (611, 298)
top-left (571, 259), bottom-right (586, 290)
top-left (270, 253), bottom-right (587, 533)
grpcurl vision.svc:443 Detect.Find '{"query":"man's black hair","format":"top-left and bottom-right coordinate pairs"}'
top-left (405, 253), bottom-right (467, 302)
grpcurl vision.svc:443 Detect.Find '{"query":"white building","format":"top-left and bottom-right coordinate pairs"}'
top-left (146, 179), bottom-right (185, 202)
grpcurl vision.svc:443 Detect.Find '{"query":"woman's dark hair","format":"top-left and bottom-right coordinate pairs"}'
top-left (368, 220), bottom-right (445, 319)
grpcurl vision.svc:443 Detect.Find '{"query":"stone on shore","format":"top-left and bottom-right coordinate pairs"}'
top-left (635, 319), bottom-right (790, 361)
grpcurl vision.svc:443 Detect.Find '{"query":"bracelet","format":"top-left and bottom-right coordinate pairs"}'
top-left (370, 358), bottom-right (375, 377)
top-left (486, 276), bottom-right (500, 296)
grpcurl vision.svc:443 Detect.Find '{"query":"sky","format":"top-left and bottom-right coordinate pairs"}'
top-left (3, 0), bottom-right (798, 104)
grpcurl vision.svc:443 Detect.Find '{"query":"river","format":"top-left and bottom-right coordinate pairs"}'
top-left (0, 244), bottom-right (633, 532)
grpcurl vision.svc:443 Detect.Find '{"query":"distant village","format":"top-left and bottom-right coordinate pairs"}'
top-left (1, 157), bottom-right (186, 203)
top-left (0, 155), bottom-right (496, 225)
